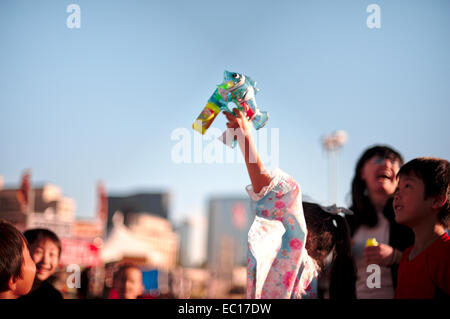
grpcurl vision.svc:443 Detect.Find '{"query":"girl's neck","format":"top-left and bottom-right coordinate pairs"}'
top-left (370, 194), bottom-right (388, 213)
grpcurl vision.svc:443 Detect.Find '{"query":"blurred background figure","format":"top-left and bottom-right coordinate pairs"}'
top-left (110, 264), bottom-right (144, 299)
top-left (77, 266), bottom-right (105, 299)
top-left (346, 145), bottom-right (414, 299)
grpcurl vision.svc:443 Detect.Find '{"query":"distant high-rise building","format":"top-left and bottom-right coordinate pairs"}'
top-left (177, 215), bottom-right (207, 268)
top-left (207, 197), bottom-right (253, 271)
top-left (106, 192), bottom-right (170, 235)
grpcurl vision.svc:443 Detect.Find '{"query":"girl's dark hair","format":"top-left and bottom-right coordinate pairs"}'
top-left (23, 228), bottom-right (62, 257)
top-left (303, 202), bottom-right (356, 299)
top-left (348, 145), bottom-right (404, 234)
top-left (0, 220), bottom-right (28, 292)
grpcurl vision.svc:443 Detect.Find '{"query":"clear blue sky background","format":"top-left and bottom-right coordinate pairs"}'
top-left (1, 0), bottom-right (449, 224)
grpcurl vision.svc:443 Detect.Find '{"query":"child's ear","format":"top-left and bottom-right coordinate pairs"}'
top-left (8, 276), bottom-right (17, 292)
top-left (431, 194), bottom-right (448, 210)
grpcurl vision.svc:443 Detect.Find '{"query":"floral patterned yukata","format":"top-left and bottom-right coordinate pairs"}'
top-left (246, 168), bottom-right (319, 299)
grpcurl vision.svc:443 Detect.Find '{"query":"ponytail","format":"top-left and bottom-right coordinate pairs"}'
top-left (329, 215), bottom-right (357, 299)
top-left (302, 202), bottom-right (357, 299)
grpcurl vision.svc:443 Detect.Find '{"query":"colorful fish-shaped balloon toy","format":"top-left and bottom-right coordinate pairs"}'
top-left (193, 71), bottom-right (269, 147)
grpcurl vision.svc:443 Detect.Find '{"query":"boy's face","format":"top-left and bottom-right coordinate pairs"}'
top-left (116, 268), bottom-right (144, 299)
top-left (30, 239), bottom-right (60, 281)
top-left (15, 243), bottom-right (36, 296)
top-left (393, 173), bottom-right (433, 227)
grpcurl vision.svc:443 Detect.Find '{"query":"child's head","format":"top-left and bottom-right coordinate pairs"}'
top-left (0, 220), bottom-right (36, 298)
top-left (113, 264), bottom-right (144, 299)
top-left (23, 228), bottom-right (62, 282)
top-left (353, 145), bottom-right (404, 201)
top-left (302, 202), bottom-right (356, 299)
top-left (350, 145), bottom-right (404, 230)
top-left (394, 157), bottom-right (450, 229)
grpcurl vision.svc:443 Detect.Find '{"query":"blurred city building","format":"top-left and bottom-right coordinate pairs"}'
top-left (101, 212), bottom-right (178, 271)
top-left (207, 196), bottom-right (252, 267)
top-left (59, 182), bottom-right (107, 269)
top-left (176, 215), bottom-right (207, 268)
top-left (106, 192), bottom-right (170, 235)
top-left (0, 175), bottom-right (75, 235)
top-left (206, 196), bottom-right (252, 298)
top-left (60, 220), bottom-right (104, 267)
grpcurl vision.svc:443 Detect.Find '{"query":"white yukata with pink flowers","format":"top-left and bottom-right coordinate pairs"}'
top-left (246, 168), bottom-right (319, 299)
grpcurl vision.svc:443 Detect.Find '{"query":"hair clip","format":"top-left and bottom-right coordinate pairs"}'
top-left (318, 204), bottom-right (354, 217)
top-left (332, 219), bottom-right (338, 228)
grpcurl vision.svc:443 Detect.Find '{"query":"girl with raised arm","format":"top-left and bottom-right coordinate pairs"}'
top-left (224, 109), bottom-right (356, 299)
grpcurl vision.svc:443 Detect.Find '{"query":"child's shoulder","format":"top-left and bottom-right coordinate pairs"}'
top-left (249, 168), bottom-right (301, 202)
top-left (440, 232), bottom-right (450, 252)
top-left (427, 233), bottom-right (450, 264)
top-left (427, 233), bottom-right (450, 286)
top-left (437, 232), bottom-right (450, 248)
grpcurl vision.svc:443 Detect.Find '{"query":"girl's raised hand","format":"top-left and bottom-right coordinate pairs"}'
top-left (223, 108), bottom-right (252, 136)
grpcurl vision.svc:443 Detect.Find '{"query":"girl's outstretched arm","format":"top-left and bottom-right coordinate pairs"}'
top-left (225, 109), bottom-right (314, 299)
top-left (223, 108), bottom-right (272, 193)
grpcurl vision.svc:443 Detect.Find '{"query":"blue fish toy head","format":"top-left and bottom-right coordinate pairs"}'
top-left (218, 70), bottom-right (246, 90)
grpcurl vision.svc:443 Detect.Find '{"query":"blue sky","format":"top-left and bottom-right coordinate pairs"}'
top-left (1, 0), bottom-right (449, 224)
